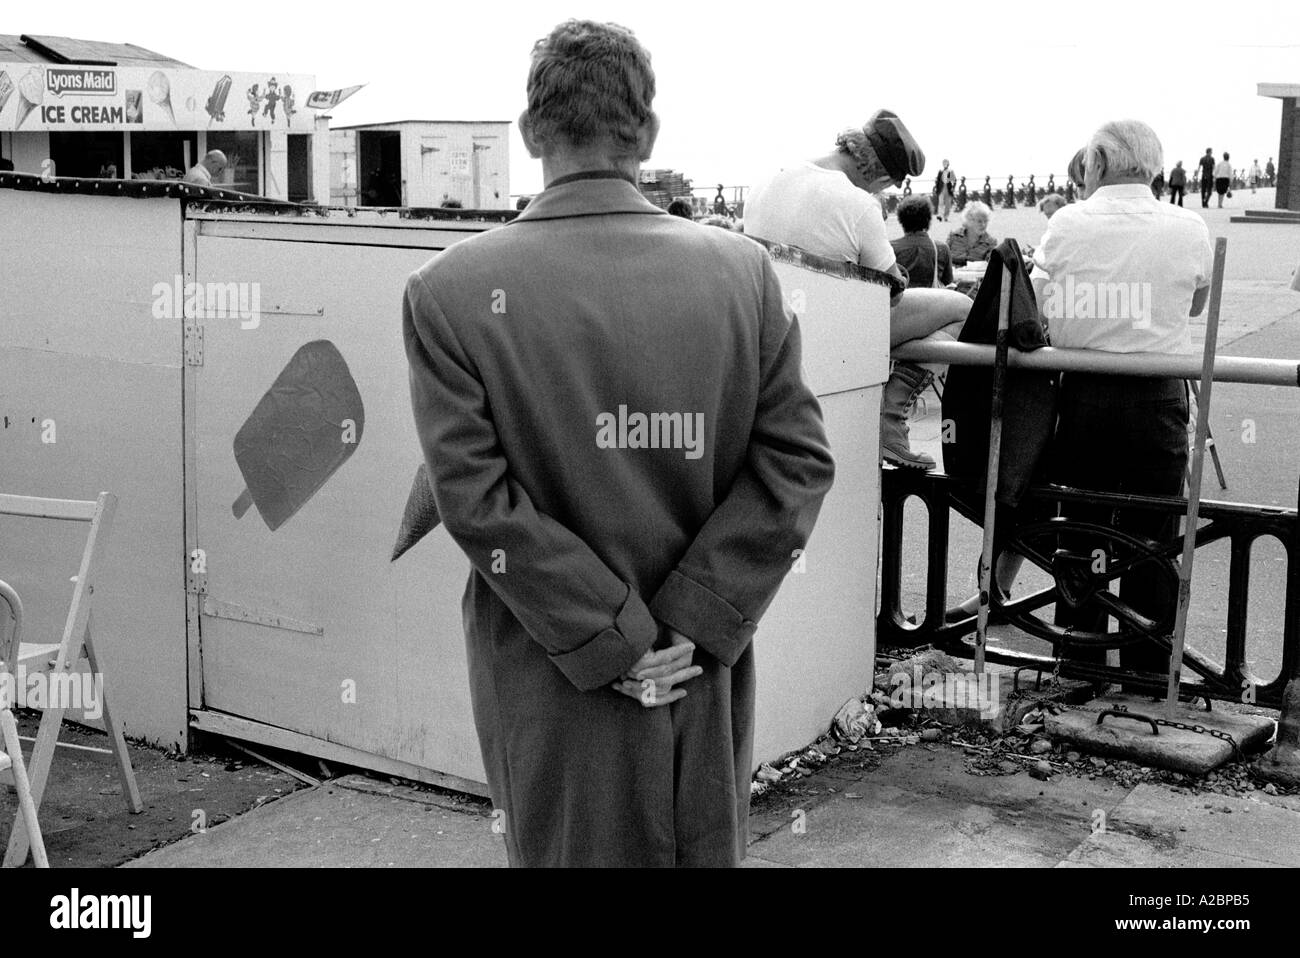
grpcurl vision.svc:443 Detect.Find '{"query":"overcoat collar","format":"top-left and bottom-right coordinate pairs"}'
top-left (511, 173), bottom-right (668, 223)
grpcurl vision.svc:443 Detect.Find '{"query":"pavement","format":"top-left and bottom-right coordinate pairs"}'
top-left (114, 735), bottom-right (1300, 868)
top-left (6, 191), bottom-right (1299, 870)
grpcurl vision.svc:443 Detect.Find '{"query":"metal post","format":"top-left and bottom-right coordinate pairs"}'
top-left (975, 263), bottom-right (1014, 675)
top-left (1166, 237), bottom-right (1228, 719)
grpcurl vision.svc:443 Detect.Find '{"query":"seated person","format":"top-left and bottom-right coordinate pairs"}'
top-left (1038, 193), bottom-right (1067, 219)
top-left (891, 195), bottom-right (954, 288)
top-left (745, 110), bottom-right (970, 470)
top-left (946, 201), bottom-right (997, 266)
top-left (1032, 118), bottom-right (1212, 680)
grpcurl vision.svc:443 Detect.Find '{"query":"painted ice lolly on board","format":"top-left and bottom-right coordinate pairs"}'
top-left (232, 340), bottom-right (364, 531)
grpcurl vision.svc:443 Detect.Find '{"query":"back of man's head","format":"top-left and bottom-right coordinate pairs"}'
top-left (525, 20), bottom-right (655, 156)
top-left (1086, 119), bottom-right (1162, 189)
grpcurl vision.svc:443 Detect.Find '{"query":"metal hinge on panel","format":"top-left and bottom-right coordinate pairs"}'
top-left (184, 323), bottom-right (205, 366)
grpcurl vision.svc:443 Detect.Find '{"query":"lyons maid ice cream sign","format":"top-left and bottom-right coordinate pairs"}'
top-left (0, 64), bottom-right (317, 132)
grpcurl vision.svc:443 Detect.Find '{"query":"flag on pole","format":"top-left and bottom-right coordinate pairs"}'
top-left (306, 84), bottom-right (365, 110)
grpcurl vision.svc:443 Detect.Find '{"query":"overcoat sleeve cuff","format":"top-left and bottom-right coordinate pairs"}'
top-left (648, 571), bottom-right (757, 668)
top-left (548, 584), bottom-right (658, 691)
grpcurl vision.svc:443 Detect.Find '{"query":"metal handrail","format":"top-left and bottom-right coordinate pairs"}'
top-left (893, 339), bottom-right (1300, 388)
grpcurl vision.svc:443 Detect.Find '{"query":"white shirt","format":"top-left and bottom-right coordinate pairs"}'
top-left (1032, 183), bottom-right (1213, 354)
top-left (1213, 160), bottom-right (1233, 179)
top-left (184, 164), bottom-right (212, 186)
top-left (744, 160), bottom-right (895, 271)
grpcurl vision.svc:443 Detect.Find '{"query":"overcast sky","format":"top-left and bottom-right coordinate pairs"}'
top-left (14, 0), bottom-right (1300, 196)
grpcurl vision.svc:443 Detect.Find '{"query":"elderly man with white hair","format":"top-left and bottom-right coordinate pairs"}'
top-left (1031, 118), bottom-right (1213, 685)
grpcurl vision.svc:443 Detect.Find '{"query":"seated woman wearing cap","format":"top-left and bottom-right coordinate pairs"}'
top-left (946, 201), bottom-right (997, 267)
top-left (891, 195), bottom-right (953, 288)
top-left (744, 110), bottom-right (972, 470)
top-left (1031, 118), bottom-right (1213, 682)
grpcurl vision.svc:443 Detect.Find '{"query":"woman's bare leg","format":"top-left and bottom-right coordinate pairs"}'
top-left (890, 287), bottom-right (971, 348)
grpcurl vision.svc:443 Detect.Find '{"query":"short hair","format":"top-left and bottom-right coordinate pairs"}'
top-left (1086, 119), bottom-right (1163, 182)
top-left (896, 194), bottom-right (933, 232)
top-left (1039, 194), bottom-right (1066, 213)
top-left (666, 198), bottom-right (693, 218)
top-left (525, 20), bottom-right (655, 153)
top-left (1223, 152), bottom-right (1230, 160)
top-left (1068, 147), bottom-right (1087, 185)
top-left (964, 200), bottom-right (992, 224)
top-left (835, 127), bottom-right (890, 182)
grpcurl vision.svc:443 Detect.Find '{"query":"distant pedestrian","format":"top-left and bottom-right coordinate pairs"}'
top-left (934, 159), bottom-right (956, 221)
top-left (1214, 151), bottom-right (1233, 208)
top-left (1199, 148), bottom-right (1216, 207)
top-left (1168, 160), bottom-right (1186, 206)
top-left (1151, 168), bottom-right (1164, 198)
top-left (1266, 157), bottom-right (1275, 187)
top-left (1250, 159), bottom-right (1262, 193)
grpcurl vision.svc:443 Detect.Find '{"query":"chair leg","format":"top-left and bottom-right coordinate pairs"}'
top-left (1, 709), bottom-right (48, 868)
top-left (83, 622), bottom-right (142, 813)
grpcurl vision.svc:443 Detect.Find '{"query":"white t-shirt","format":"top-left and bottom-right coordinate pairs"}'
top-left (1213, 160), bottom-right (1233, 180)
top-left (744, 161), bottom-right (895, 271)
top-left (1031, 183), bottom-right (1213, 354)
top-left (184, 164), bottom-right (212, 186)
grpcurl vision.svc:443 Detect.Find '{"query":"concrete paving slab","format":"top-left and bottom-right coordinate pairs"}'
top-left (747, 744), bottom-right (1123, 867)
top-left (1044, 694), bottom-right (1275, 774)
top-left (1063, 784), bottom-right (1300, 867)
top-left (750, 784), bottom-right (1064, 867)
top-left (124, 782), bottom-right (508, 868)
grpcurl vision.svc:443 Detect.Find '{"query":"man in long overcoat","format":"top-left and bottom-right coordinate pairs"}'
top-left (402, 19), bottom-right (835, 867)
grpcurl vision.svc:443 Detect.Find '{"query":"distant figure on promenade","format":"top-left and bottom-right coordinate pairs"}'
top-left (934, 159), bottom-right (957, 221)
top-left (1032, 118), bottom-right (1212, 686)
top-left (1250, 158), bottom-right (1262, 194)
top-left (1038, 193), bottom-right (1067, 219)
top-left (183, 150), bottom-right (227, 187)
top-left (946, 200), bottom-right (997, 266)
top-left (891, 195), bottom-right (953, 288)
top-left (666, 197), bottom-right (693, 219)
top-left (402, 18), bottom-right (833, 868)
top-left (1199, 148), bottom-right (1216, 207)
top-left (1266, 157), bottom-right (1276, 186)
top-left (1168, 160), bottom-right (1186, 206)
top-left (1214, 151), bottom-right (1233, 207)
top-left (745, 109), bottom-right (971, 470)
top-left (1151, 168), bottom-right (1165, 198)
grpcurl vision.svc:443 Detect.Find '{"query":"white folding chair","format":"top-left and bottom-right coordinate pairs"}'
top-left (0, 580), bottom-right (49, 867)
top-left (0, 492), bottom-right (140, 867)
